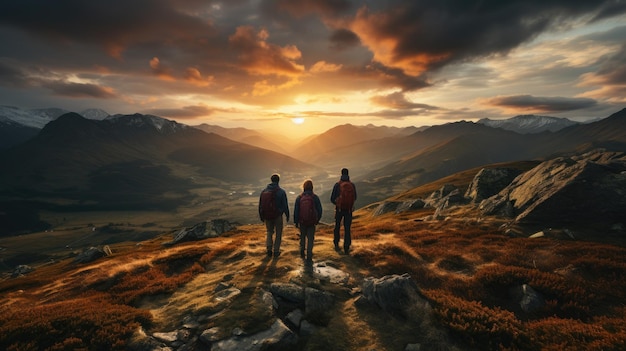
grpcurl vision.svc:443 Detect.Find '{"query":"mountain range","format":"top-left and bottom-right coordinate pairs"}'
top-left (1, 106), bottom-right (626, 236)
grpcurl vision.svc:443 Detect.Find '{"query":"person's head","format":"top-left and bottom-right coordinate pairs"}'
top-left (271, 173), bottom-right (280, 183)
top-left (341, 168), bottom-right (349, 176)
top-left (303, 179), bottom-right (313, 192)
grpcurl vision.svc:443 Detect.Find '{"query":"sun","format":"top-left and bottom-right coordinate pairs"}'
top-left (291, 117), bottom-right (305, 125)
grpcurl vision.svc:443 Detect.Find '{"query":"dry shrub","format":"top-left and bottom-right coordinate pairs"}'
top-left (0, 297), bottom-right (151, 351)
top-left (526, 317), bottom-right (626, 351)
top-left (424, 288), bottom-right (526, 349)
top-left (108, 262), bottom-right (204, 305)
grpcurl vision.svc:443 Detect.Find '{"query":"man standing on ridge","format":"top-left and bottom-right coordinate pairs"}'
top-left (330, 168), bottom-right (357, 255)
top-left (259, 173), bottom-right (289, 258)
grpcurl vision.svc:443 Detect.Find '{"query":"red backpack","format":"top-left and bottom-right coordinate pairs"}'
top-left (299, 193), bottom-right (318, 226)
top-left (336, 181), bottom-right (355, 211)
top-left (260, 187), bottom-right (280, 220)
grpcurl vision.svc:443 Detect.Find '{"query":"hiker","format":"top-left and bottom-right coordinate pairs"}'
top-left (294, 179), bottom-right (323, 263)
top-left (330, 168), bottom-right (357, 254)
top-left (259, 173), bottom-right (290, 257)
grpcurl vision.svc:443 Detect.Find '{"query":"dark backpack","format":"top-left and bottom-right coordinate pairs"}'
top-left (299, 193), bottom-right (317, 226)
top-left (260, 187), bottom-right (280, 220)
top-left (336, 181), bottom-right (355, 211)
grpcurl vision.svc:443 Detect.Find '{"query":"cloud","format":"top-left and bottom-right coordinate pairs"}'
top-left (310, 61), bottom-right (342, 73)
top-left (262, 0), bottom-right (353, 18)
top-left (184, 67), bottom-right (215, 87)
top-left (349, 1), bottom-right (626, 76)
top-left (149, 57), bottom-right (175, 81)
top-left (329, 28), bottom-right (361, 50)
top-left (483, 95), bottom-right (598, 112)
top-left (144, 105), bottom-right (217, 119)
top-left (577, 40), bottom-right (626, 103)
top-left (370, 92), bottom-right (439, 110)
top-left (43, 81), bottom-right (117, 99)
top-left (0, 0), bottom-right (216, 58)
top-left (0, 59), bottom-right (34, 88)
top-left (229, 26), bottom-right (305, 77)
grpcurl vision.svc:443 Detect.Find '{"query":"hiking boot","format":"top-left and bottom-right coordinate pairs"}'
top-left (334, 244), bottom-right (340, 251)
top-left (344, 247), bottom-right (350, 255)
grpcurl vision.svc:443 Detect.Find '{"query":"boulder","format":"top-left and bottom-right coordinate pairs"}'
top-left (362, 273), bottom-right (429, 319)
top-left (11, 264), bottom-right (34, 278)
top-left (210, 319), bottom-right (297, 351)
top-left (73, 247), bottom-right (106, 264)
top-left (164, 220), bottom-right (236, 246)
top-left (465, 168), bottom-right (522, 203)
top-left (269, 283), bottom-right (305, 303)
top-left (481, 150), bottom-right (626, 225)
top-left (509, 284), bottom-right (545, 312)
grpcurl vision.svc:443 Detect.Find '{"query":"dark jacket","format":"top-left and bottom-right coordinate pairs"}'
top-left (330, 174), bottom-right (357, 210)
top-left (258, 182), bottom-right (290, 221)
top-left (294, 190), bottom-right (323, 225)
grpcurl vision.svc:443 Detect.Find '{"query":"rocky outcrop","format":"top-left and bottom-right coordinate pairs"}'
top-left (465, 168), bottom-right (523, 203)
top-left (73, 246), bottom-right (111, 264)
top-left (481, 150), bottom-right (626, 225)
top-left (164, 220), bottom-right (236, 246)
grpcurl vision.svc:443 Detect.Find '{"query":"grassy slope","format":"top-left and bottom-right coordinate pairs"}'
top-left (1, 194), bottom-right (625, 350)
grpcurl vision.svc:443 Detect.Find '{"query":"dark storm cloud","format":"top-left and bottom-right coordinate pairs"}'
top-left (262, 0), bottom-right (353, 18)
top-left (351, 0), bottom-right (626, 76)
top-left (370, 92), bottom-right (439, 111)
top-left (0, 60), bottom-right (33, 88)
top-left (43, 81), bottom-right (117, 99)
top-left (486, 95), bottom-right (598, 112)
top-left (0, 0), bottom-right (216, 57)
top-left (329, 29), bottom-right (360, 50)
top-left (145, 105), bottom-right (217, 119)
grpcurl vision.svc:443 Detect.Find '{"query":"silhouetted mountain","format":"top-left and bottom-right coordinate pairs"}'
top-left (0, 116), bottom-right (40, 150)
top-left (292, 123), bottom-right (423, 170)
top-left (477, 114), bottom-right (579, 133)
top-left (0, 105), bottom-right (110, 129)
top-left (194, 123), bottom-right (288, 153)
top-left (0, 113), bottom-right (317, 216)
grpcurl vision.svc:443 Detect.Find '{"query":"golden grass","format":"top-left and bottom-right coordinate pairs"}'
top-left (1, 207), bottom-right (625, 350)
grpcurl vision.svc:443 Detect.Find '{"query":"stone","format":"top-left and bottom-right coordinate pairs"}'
top-left (199, 327), bottom-right (221, 345)
top-left (362, 273), bottom-right (429, 319)
top-left (210, 319), bottom-right (297, 351)
top-left (73, 247), bottom-right (105, 264)
top-left (270, 283), bottom-right (305, 303)
top-left (11, 264), bottom-right (34, 278)
top-left (153, 331), bottom-right (178, 344)
top-left (164, 220), bottom-right (236, 246)
top-left (312, 261), bottom-right (350, 284)
top-left (286, 309), bottom-right (304, 328)
top-left (510, 284), bottom-right (545, 312)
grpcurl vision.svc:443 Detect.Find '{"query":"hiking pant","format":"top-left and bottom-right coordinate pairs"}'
top-left (334, 209), bottom-right (352, 250)
top-left (265, 215), bottom-right (283, 254)
top-left (299, 225), bottom-right (315, 260)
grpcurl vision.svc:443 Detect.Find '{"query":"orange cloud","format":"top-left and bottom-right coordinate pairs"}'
top-left (149, 57), bottom-right (175, 81)
top-left (310, 61), bottom-right (342, 73)
top-left (184, 67), bottom-right (214, 87)
top-left (350, 7), bottom-right (450, 76)
top-left (229, 26), bottom-right (305, 77)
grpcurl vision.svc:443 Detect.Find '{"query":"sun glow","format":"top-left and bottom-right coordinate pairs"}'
top-left (291, 117), bottom-right (305, 124)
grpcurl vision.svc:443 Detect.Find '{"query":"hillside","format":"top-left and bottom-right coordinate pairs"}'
top-left (0, 113), bottom-right (320, 236)
top-left (1, 180), bottom-right (624, 350)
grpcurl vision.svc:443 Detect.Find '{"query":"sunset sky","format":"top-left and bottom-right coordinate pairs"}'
top-left (1, 0), bottom-right (625, 137)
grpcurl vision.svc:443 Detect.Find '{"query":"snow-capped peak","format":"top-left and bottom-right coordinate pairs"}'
top-left (477, 114), bottom-right (579, 134)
